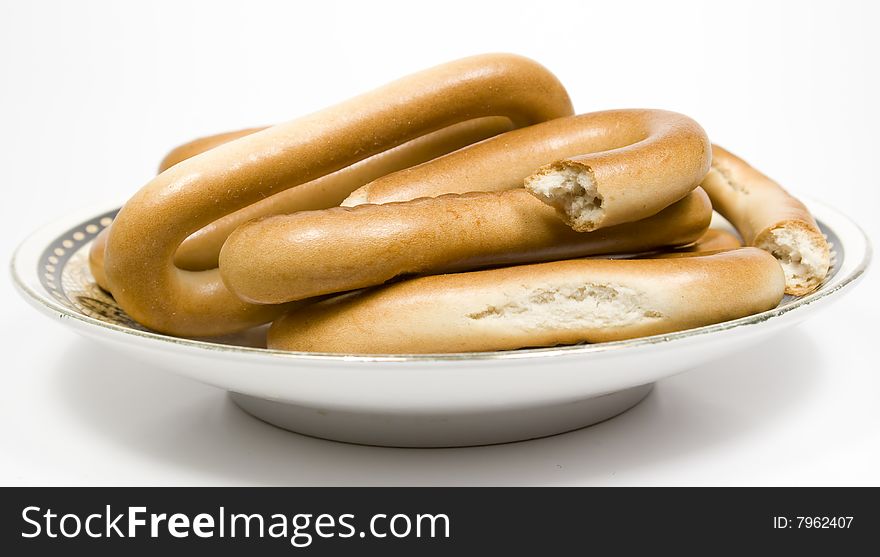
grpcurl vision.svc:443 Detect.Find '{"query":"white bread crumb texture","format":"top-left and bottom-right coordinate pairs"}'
top-left (757, 226), bottom-right (829, 291)
top-left (466, 281), bottom-right (661, 330)
top-left (340, 187), bottom-right (369, 207)
top-left (526, 165), bottom-right (604, 230)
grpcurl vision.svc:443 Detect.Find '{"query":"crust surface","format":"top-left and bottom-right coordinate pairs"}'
top-left (268, 248), bottom-right (785, 354)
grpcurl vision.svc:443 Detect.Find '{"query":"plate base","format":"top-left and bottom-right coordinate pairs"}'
top-left (229, 383), bottom-right (654, 447)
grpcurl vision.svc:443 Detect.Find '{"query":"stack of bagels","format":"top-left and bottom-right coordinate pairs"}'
top-left (89, 54), bottom-right (830, 354)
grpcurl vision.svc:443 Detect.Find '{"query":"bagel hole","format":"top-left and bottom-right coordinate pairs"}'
top-left (525, 166), bottom-right (604, 231)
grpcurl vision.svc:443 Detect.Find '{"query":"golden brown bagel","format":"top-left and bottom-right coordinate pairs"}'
top-left (701, 145), bottom-right (830, 295)
top-left (267, 248), bottom-right (785, 354)
top-left (90, 116), bottom-right (513, 284)
top-left (221, 188), bottom-right (711, 304)
top-left (103, 53), bottom-right (574, 336)
top-left (174, 117), bottom-right (513, 271)
top-left (344, 109), bottom-right (711, 232)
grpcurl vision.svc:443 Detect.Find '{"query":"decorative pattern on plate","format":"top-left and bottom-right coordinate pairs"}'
top-left (37, 209), bottom-right (146, 331)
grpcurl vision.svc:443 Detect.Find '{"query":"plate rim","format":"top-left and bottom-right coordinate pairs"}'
top-left (11, 197), bottom-right (872, 364)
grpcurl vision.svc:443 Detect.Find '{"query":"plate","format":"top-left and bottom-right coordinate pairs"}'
top-left (11, 199), bottom-right (870, 447)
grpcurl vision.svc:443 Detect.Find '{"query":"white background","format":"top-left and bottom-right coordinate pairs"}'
top-left (1, 0), bottom-right (878, 485)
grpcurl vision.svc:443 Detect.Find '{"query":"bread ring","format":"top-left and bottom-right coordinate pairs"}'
top-left (177, 117), bottom-right (513, 271)
top-left (701, 145), bottom-right (831, 295)
top-left (344, 109), bottom-right (711, 232)
top-left (220, 188), bottom-right (711, 304)
top-left (222, 109), bottom-right (710, 305)
top-left (267, 248), bottom-right (785, 354)
top-left (89, 116), bottom-right (512, 287)
top-left (103, 53), bottom-right (573, 336)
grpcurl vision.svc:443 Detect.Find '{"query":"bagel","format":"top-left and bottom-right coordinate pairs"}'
top-left (176, 117), bottom-right (513, 271)
top-left (220, 188), bottom-right (712, 304)
top-left (102, 53), bottom-right (573, 336)
top-left (267, 248), bottom-right (785, 354)
top-left (344, 109), bottom-right (711, 233)
top-left (89, 116), bottom-right (512, 287)
top-left (223, 109), bottom-right (710, 305)
top-left (701, 145), bottom-right (831, 295)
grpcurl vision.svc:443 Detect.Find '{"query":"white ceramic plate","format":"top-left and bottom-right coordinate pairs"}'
top-left (11, 199), bottom-right (870, 447)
